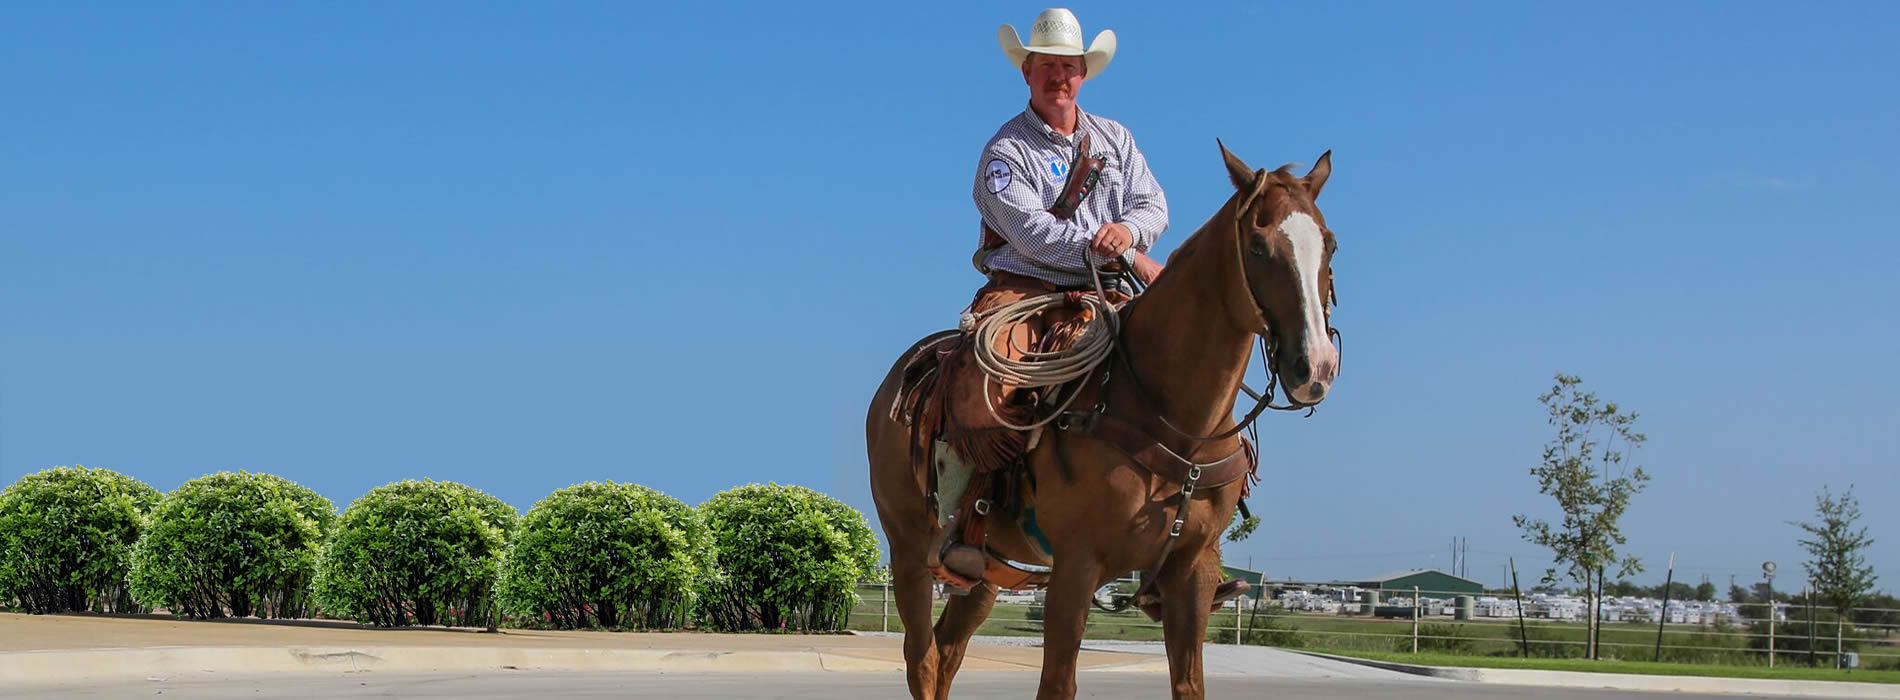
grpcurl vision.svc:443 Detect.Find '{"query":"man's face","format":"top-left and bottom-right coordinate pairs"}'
top-left (1022, 53), bottom-right (1085, 114)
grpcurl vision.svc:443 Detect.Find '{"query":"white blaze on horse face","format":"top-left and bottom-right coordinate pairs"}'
top-left (1278, 212), bottom-right (1337, 397)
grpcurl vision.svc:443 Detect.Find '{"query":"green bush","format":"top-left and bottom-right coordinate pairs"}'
top-left (1522, 623), bottom-right (1588, 658)
top-left (1418, 623), bottom-right (1477, 654)
top-left (1217, 608), bottom-right (1304, 648)
top-left (0, 466), bottom-right (160, 613)
top-left (312, 479), bottom-right (516, 627)
top-left (1748, 612), bottom-right (1878, 658)
top-left (128, 471), bottom-right (336, 619)
top-left (1655, 622), bottom-right (1752, 665)
top-left (497, 481), bottom-right (712, 629)
top-left (695, 483), bottom-right (880, 632)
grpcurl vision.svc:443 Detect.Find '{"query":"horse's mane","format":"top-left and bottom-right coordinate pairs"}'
top-left (1162, 164), bottom-right (1315, 267)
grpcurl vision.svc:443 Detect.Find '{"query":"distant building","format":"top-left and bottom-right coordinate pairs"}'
top-left (1221, 564), bottom-right (1268, 600)
top-left (1351, 569), bottom-right (1486, 599)
top-left (1134, 564), bottom-right (1270, 602)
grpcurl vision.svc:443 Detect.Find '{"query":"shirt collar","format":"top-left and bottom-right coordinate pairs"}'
top-left (1021, 103), bottom-right (1088, 144)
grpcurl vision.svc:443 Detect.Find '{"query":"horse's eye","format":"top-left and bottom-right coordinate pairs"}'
top-left (1248, 237), bottom-right (1269, 257)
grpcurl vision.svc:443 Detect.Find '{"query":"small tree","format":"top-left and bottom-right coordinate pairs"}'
top-left (128, 471), bottom-right (336, 619)
top-left (694, 483), bottom-right (880, 632)
top-left (1695, 581), bottom-right (1717, 602)
top-left (1225, 509), bottom-right (1260, 543)
top-left (1791, 485), bottom-right (1877, 660)
top-left (497, 481), bottom-right (713, 629)
top-left (0, 466), bottom-right (161, 613)
top-left (313, 479), bottom-right (516, 627)
top-left (1512, 373), bottom-right (1650, 660)
top-left (1852, 592), bottom-right (1900, 629)
top-left (1651, 581), bottom-right (1695, 602)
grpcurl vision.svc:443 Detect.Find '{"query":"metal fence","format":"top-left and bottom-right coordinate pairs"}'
top-left (851, 580), bottom-right (1900, 670)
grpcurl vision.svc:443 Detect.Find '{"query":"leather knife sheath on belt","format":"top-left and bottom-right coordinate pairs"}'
top-left (974, 132), bottom-right (1108, 272)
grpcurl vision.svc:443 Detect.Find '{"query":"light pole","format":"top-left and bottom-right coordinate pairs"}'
top-left (1763, 561), bottom-right (1777, 669)
top-left (1806, 583), bottom-right (1817, 667)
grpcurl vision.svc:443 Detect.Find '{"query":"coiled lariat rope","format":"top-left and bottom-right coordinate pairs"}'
top-left (963, 256), bottom-right (1126, 431)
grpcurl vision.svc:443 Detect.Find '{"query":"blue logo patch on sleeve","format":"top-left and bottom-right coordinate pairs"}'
top-left (984, 159), bottom-right (1013, 194)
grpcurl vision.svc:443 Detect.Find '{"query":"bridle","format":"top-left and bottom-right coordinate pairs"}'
top-left (1087, 170), bottom-right (1340, 447)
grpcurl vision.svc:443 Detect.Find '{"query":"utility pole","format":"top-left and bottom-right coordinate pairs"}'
top-left (1654, 552), bottom-right (1676, 662)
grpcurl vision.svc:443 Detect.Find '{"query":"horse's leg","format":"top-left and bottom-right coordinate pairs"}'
top-left (1034, 559), bottom-right (1101, 700)
top-left (892, 559), bottom-right (944, 700)
top-left (930, 582), bottom-right (998, 700)
top-left (1156, 551), bottom-right (1219, 700)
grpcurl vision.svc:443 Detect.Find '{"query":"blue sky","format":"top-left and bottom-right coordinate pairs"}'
top-left (4, 1), bottom-right (1895, 592)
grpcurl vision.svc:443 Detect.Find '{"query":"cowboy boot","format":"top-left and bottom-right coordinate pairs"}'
top-left (926, 509), bottom-right (988, 592)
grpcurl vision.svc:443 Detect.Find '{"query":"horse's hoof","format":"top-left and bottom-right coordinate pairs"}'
top-left (1209, 579), bottom-right (1251, 613)
top-left (1139, 602), bottom-right (1163, 622)
top-left (1213, 579), bottom-right (1250, 604)
top-left (1133, 591), bottom-right (1163, 622)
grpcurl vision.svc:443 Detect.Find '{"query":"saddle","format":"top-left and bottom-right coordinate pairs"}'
top-left (894, 277), bottom-right (1110, 593)
top-left (893, 301), bottom-right (1264, 610)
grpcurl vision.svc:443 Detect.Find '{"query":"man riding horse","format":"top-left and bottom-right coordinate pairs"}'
top-left (874, 11), bottom-right (1341, 694)
top-left (930, 8), bottom-right (1172, 587)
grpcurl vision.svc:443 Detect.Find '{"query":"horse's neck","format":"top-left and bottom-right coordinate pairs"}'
top-left (1115, 215), bottom-right (1256, 442)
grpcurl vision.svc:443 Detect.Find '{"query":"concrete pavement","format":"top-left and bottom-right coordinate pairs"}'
top-left (0, 670), bottom-right (1779, 699)
top-left (0, 612), bottom-right (1126, 677)
top-left (4, 613), bottom-right (1893, 698)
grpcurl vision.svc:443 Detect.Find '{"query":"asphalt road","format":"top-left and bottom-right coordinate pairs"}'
top-left (1, 671), bottom-right (1766, 699)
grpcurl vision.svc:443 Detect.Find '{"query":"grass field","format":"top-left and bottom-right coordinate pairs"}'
top-left (1321, 650), bottom-right (1900, 684)
top-left (848, 586), bottom-right (1899, 673)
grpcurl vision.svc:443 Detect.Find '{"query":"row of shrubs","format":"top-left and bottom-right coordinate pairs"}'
top-left (0, 466), bottom-right (883, 632)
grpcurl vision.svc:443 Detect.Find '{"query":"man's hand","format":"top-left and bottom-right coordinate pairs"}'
top-left (1131, 251), bottom-right (1164, 285)
top-left (1091, 222), bottom-right (1133, 258)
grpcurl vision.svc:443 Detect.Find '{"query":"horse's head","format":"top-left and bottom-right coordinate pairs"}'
top-left (1218, 141), bottom-right (1340, 406)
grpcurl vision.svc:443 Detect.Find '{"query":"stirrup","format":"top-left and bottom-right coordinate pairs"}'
top-left (926, 524), bottom-right (986, 592)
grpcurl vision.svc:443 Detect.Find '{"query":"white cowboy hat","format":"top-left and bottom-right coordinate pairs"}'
top-left (997, 8), bottom-right (1116, 81)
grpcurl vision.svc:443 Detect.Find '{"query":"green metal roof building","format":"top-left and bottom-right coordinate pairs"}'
top-left (1221, 564), bottom-right (1267, 599)
top-left (1354, 569), bottom-right (1484, 598)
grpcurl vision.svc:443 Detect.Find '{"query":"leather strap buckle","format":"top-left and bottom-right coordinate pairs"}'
top-left (1055, 410), bottom-right (1099, 432)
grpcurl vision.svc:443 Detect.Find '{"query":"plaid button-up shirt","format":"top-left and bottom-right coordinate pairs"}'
top-left (971, 105), bottom-right (1169, 287)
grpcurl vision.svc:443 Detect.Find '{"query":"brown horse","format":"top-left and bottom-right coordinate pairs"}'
top-left (865, 142), bottom-right (1340, 700)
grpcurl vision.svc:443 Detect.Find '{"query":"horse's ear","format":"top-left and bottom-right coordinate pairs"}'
top-left (1304, 150), bottom-right (1332, 200)
top-left (1218, 138), bottom-right (1255, 191)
